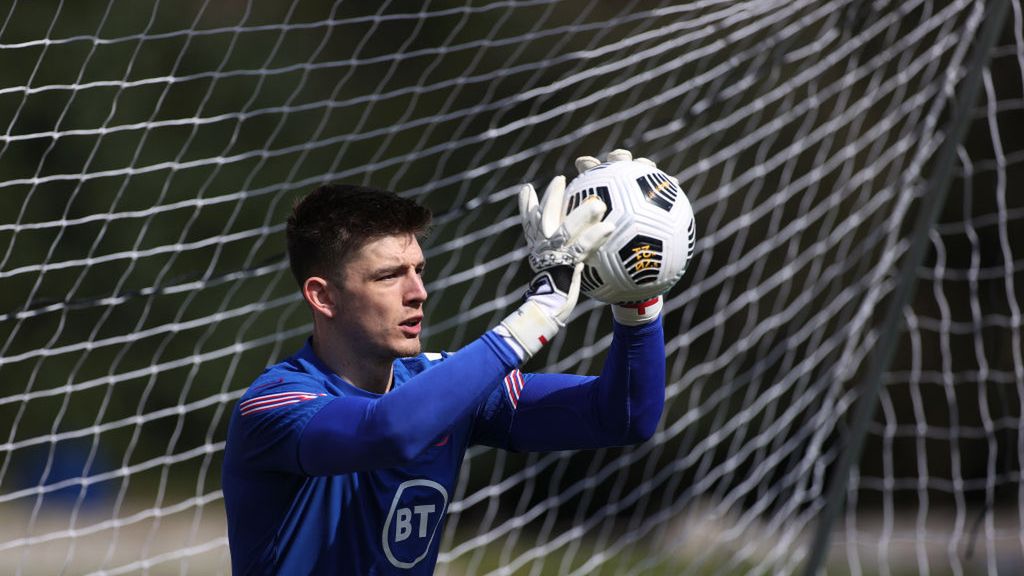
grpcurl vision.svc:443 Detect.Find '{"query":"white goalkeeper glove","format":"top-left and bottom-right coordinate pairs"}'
top-left (495, 174), bottom-right (614, 361)
top-left (574, 148), bottom-right (668, 326)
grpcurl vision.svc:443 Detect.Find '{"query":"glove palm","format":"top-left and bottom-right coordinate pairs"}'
top-left (496, 175), bottom-right (613, 359)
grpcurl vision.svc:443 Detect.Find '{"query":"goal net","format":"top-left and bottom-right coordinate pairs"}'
top-left (1, 0), bottom-right (1022, 574)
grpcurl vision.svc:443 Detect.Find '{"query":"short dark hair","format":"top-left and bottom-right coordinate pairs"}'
top-left (286, 184), bottom-right (432, 287)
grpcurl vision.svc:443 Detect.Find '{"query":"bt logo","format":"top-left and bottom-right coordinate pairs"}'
top-left (394, 504), bottom-right (436, 542)
top-left (383, 479), bottom-right (449, 569)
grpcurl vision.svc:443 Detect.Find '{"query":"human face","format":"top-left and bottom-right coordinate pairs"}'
top-left (331, 233), bottom-right (427, 362)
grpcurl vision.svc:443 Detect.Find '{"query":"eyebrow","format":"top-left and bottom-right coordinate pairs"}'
top-left (369, 260), bottom-right (425, 277)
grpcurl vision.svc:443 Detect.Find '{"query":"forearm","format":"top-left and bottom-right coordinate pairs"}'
top-left (597, 316), bottom-right (666, 443)
top-left (299, 332), bottom-right (518, 475)
top-left (495, 316), bottom-right (666, 451)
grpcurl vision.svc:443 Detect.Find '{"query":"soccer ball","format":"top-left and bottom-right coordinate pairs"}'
top-left (563, 159), bottom-right (696, 304)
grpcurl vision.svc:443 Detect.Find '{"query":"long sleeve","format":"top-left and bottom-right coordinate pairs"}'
top-left (297, 332), bottom-right (520, 475)
top-left (473, 316), bottom-right (666, 451)
top-left (228, 332), bottom-right (519, 478)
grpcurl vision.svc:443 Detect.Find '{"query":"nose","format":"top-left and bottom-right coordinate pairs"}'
top-left (405, 271), bottom-right (428, 306)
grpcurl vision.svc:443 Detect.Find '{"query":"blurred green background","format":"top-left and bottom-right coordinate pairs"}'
top-left (2, 1), bottom-right (1023, 574)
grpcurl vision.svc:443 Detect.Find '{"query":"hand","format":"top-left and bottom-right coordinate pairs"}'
top-left (519, 175), bottom-right (614, 318)
top-left (575, 149), bottom-right (667, 326)
top-left (575, 147), bottom-right (681, 193)
top-left (496, 173), bottom-right (614, 360)
top-left (574, 148), bottom-right (653, 173)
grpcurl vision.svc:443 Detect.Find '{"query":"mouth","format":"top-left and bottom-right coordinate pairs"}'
top-left (399, 316), bottom-right (423, 337)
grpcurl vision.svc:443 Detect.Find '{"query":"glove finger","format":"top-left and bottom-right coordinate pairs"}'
top-left (539, 175), bottom-right (566, 238)
top-left (635, 156), bottom-right (656, 168)
top-left (607, 149), bottom-right (633, 162)
top-left (572, 221), bottom-right (615, 259)
top-left (518, 184), bottom-right (540, 242)
top-left (519, 184), bottom-right (539, 223)
top-left (561, 197), bottom-right (605, 239)
top-left (575, 155), bottom-right (601, 174)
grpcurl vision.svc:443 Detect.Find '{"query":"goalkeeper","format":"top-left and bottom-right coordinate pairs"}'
top-left (222, 150), bottom-right (667, 575)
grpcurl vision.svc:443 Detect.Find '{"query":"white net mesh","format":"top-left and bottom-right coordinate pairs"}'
top-left (1, 1), bottom-right (1022, 574)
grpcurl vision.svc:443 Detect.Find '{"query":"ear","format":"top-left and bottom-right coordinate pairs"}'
top-left (303, 276), bottom-right (337, 319)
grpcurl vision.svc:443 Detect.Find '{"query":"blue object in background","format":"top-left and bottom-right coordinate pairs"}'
top-left (17, 437), bottom-right (113, 511)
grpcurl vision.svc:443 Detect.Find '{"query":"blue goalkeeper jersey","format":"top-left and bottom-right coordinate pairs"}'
top-left (223, 319), bottom-right (664, 575)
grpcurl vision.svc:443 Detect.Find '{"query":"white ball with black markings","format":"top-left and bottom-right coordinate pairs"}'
top-left (562, 159), bottom-right (695, 304)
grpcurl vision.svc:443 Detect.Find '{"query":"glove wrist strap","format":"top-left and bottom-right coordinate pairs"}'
top-left (612, 296), bottom-right (663, 326)
top-left (495, 300), bottom-right (561, 362)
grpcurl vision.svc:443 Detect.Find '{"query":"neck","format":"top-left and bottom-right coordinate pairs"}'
top-left (311, 332), bottom-right (394, 395)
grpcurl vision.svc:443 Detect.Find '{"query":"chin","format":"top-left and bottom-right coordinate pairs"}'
top-left (393, 339), bottom-right (422, 358)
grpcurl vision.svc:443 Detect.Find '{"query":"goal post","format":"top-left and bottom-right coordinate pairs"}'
top-left (1, 1), bottom-right (1023, 574)
top-left (804, 0), bottom-right (1013, 573)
